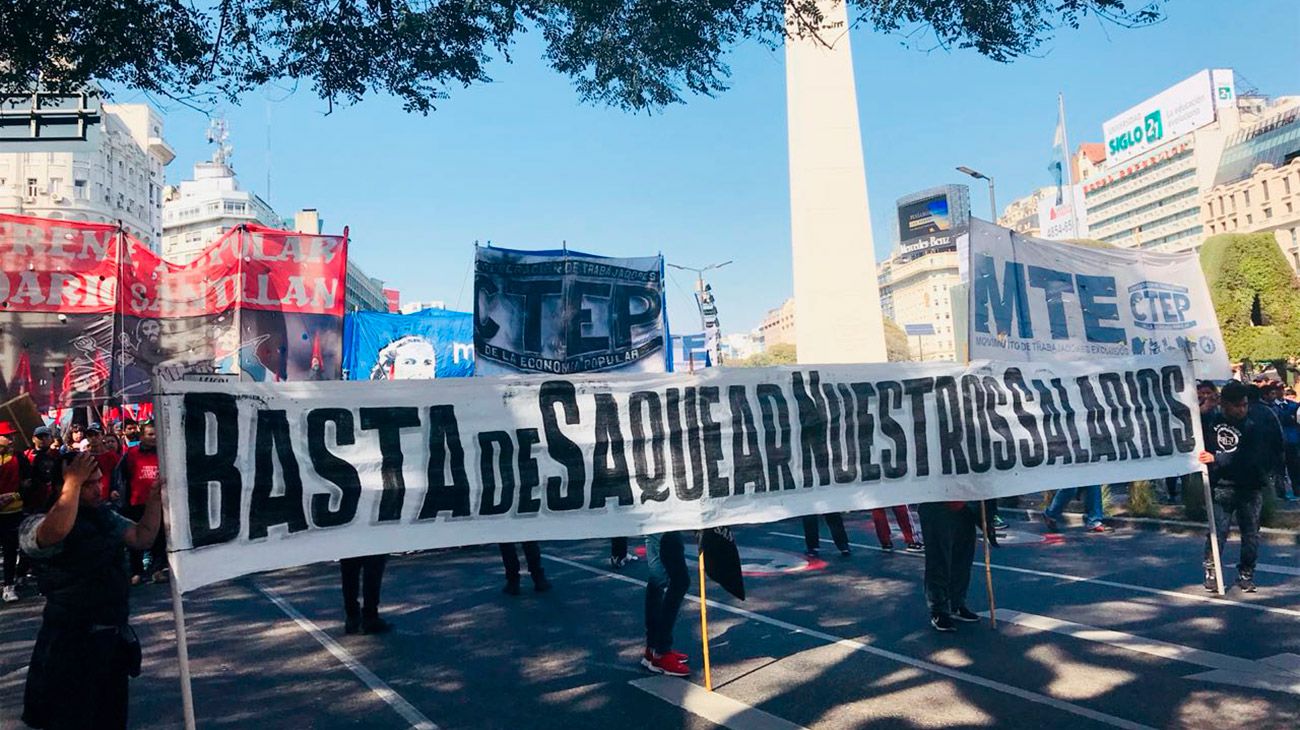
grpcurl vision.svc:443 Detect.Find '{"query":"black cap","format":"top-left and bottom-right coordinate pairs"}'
top-left (86, 423), bottom-right (103, 434)
top-left (33, 426), bottom-right (52, 438)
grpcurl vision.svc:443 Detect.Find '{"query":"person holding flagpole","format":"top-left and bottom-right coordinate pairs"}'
top-left (641, 531), bottom-right (690, 677)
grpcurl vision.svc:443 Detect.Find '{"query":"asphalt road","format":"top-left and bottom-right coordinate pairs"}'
top-left (1, 514), bottom-right (1297, 729)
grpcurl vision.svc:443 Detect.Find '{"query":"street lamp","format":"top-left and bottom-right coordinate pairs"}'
top-left (667, 260), bottom-right (732, 329)
top-left (956, 166), bottom-right (998, 223)
top-left (668, 261), bottom-right (731, 367)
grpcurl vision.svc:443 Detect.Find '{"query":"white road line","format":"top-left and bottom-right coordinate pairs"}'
top-left (1256, 563), bottom-right (1300, 577)
top-left (256, 583), bottom-right (439, 730)
top-left (767, 531), bottom-right (1300, 620)
top-left (545, 555), bottom-right (1155, 730)
top-left (630, 676), bottom-right (809, 730)
top-left (990, 608), bottom-right (1300, 696)
top-left (986, 609), bottom-right (1270, 675)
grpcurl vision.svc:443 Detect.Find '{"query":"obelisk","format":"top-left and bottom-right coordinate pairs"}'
top-left (785, 0), bottom-right (887, 364)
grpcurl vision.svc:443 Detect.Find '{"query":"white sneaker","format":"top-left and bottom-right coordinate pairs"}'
top-left (2, 586), bottom-right (18, 603)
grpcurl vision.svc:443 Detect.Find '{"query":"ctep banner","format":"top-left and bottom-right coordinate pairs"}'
top-left (158, 355), bottom-right (1200, 592)
top-left (473, 246), bottom-right (668, 376)
top-left (967, 219), bottom-right (1229, 380)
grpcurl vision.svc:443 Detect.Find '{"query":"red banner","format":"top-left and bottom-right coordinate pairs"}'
top-left (0, 214), bottom-right (349, 411)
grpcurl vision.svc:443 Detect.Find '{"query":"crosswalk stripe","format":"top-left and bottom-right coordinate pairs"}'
top-left (631, 676), bottom-right (809, 730)
top-left (546, 554), bottom-right (1156, 730)
top-left (766, 531), bottom-right (1300, 619)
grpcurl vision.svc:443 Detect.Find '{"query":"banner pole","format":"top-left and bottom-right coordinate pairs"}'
top-left (978, 501), bottom-right (997, 628)
top-left (697, 550), bottom-right (713, 691)
top-left (1183, 344), bottom-right (1225, 596)
top-left (170, 574), bottom-right (198, 730)
top-left (153, 383), bottom-right (197, 729)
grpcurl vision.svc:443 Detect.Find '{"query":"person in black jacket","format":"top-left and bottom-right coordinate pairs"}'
top-left (19, 451), bottom-right (163, 729)
top-left (1198, 381), bottom-right (1279, 593)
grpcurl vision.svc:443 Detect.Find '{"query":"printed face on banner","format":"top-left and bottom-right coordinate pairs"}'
top-left (343, 309), bottom-right (475, 380)
top-left (473, 248), bottom-right (667, 375)
top-left (158, 356), bottom-right (1200, 593)
top-left (966, 219), bottom-right (1229, 379)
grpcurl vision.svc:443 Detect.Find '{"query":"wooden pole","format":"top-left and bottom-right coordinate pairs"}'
top-left (697, 551), bottom-right (713, 691)
top-left (153, 382), bottom-right (197, 730)
top-left (1183, 344), bottom-right (1225, 596)
top-left (978, 501), bottom-right (997, 628)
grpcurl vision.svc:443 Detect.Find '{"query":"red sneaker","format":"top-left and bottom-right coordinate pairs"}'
top-left (641, 650), bottom-right (690, 677)
top-left (643, 648), bottom-right (689, 664)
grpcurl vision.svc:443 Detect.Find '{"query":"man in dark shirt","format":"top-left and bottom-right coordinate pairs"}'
top-left (20, 451), bottom-right (163, 729)
top-left (1198, 381), bottom-right (1279, 593)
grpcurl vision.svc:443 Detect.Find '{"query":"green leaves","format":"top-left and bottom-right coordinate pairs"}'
top-left (0, 1), bottom-right (1164, 113)
top-left (1200, 232), bottom-right (1300, 363)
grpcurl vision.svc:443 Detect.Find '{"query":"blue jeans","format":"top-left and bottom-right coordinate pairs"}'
top-left (644, 532), bottom-right (689, 653)
top-left (1045, 485), bottom-right (1104, 526)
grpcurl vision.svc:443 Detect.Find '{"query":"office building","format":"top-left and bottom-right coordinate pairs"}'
top-left (1202, 102), bottom-right (1300, 270)
top-left (0, 92), bottom-right (173, 248)
top-left (1082, 69), bottom-right (1269, 252)
top-left (161, 119), bottom-right (278, 262)
top-left (758, 298), bottom-right (796, 348)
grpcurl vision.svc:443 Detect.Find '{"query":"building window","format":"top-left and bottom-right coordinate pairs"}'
top-left (74, 179), bottom-right (88, 200)
top-left (1246, 214), bottom-right (1253, 225)
top-left (1243, 190), bottom-right (1251, 206)
top-left (1262, 180), bottom-right (1270, 201)
top-left (26, 178), bottom-right (38, 198)
top-left (1285, 177), bottom-right (1293, 196)
top-left (1264, 207), bottom-right (1272, 219)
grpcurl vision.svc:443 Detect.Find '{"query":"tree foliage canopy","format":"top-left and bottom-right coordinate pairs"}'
top-left (733, 342), bottom-right (796, 367)
top-left (1200, 233), bottom-right (1300, 363)
top-left (1, 1), bottom-right (1162, 113)
top-left (882, 317), bottom-right (911, 361)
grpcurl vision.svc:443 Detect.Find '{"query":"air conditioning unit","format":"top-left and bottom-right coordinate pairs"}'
top-left (51, 194), bottom-right (65, 203)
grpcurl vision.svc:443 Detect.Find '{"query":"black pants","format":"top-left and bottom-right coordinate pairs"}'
top-left (0, 511), bottom-right (21, 586)
top-left (611, 537), bottom-right (628, 560)
top-left (644, 532), bottom-right (689, 653)
top-left (1204, 487), bottom-right (1263, 573)
top-left (1282, 444), bottom-right (1300, 498)
top-left (499, 542), bottom-right (544, 582)
top-left (340, 555), bottom-right (388, 621)
top-left (802, 513), bottom-right (849, 552)
top-left (24, 623), bottom-right (129, 729)
top-left (122, 505), bottom-right (166, 578)
top-left (918, 503), bottom-right (977, 616)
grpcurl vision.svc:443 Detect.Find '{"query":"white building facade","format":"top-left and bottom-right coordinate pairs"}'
top-left (876, 249), bottom-right (960, 362)
top-left (1083, 69), bottom-right (1255, 252)
top-left (0, 94), bottom-right (173, 249)
top-left (162, 127), bottom-right (279, 263)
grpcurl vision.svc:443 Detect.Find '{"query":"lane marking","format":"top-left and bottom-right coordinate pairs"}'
top-left (630, 676), bottom-right (808, 730)
top-left (767, 531), bottom-right (1300, 619)
top-left (1256, 563), bottom-right (1300, 577)
top-left (990, 609), bottom-right (1300, 696)
top-left (545, 554), bottom-right (1154, 730)
top-left (256, 583), bottom-right (439, 730)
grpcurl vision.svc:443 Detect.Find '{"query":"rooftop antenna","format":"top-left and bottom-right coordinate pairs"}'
top-left (206, 115), bottom-right (233, 168)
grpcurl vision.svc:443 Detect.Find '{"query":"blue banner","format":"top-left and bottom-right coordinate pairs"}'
top-left (343, 309), bottom-right (475, 380)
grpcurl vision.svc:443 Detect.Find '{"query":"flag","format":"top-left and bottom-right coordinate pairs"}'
top-left (699, 526), bottom-right (745, 600)
top-left (1048, 102), bottom-right (1067, 205)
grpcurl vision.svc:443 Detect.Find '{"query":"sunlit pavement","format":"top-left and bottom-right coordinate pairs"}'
top-left (1, 515), bottom-right (1297, 729)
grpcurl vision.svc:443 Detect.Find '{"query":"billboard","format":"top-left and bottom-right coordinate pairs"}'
top-left (1103, 69), bottom-right (1229, 169)
top-left (899, 195), bottom-right (951, 240)
top-left (473, 247), bottom-right (668, 375)
top-left (896, 185), bottom-right (970, 261)
top-left (1037, 185), bottom-right (1089, 241)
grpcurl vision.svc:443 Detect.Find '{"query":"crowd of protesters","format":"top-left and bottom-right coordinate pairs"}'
top-left (0, 371), bottom-right (1295, 725)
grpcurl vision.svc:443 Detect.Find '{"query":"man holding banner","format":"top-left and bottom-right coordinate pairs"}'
top-left (19, 452), bottom-right (162, 729)
top-left (1198, 381), bottom-right (1276, 593)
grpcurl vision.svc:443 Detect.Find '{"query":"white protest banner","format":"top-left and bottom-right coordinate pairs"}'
top-left (159, 356), bottom-right (1199, 593)
top-left (967, 219), bottom-right (1229, 380)
top-left (473, 246), bottom-right (668, 375)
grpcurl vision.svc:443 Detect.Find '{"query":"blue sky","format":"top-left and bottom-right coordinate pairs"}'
top-left (125, 2), bottom-right (1299, 335)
